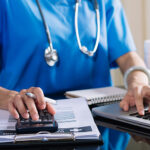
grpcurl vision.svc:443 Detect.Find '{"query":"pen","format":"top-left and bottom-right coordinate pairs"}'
top-left (25, 92), bottom-right (57, 105)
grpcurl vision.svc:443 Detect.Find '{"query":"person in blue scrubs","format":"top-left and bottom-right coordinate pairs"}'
top-left (0, 0), bottom-right (150, 149)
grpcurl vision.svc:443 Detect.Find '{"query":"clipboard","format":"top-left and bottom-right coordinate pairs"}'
top-left (0, 132), bottom-right (103, 147)
top-left (0, 98), bottom-right (103, 147)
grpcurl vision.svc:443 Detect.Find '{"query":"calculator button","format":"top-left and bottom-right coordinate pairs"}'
top-left (30, 119), bottom-right (42, 124)
top-left (16, 109), bottom-right (58, 133)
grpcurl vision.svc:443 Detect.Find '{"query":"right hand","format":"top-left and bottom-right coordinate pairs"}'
top-left (7, 87), bottom-right (55, 120)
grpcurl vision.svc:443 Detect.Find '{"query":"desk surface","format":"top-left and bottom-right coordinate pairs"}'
top-left (95, 116), bottom-right (150, 139)
top-left (0, 144), bottom-right (101, 150)
top-left (1, 94), bottom-right (150, 150)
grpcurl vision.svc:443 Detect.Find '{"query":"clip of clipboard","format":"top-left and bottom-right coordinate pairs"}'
top-left (0, 132), bottom-right (74, 144)
top-left (0, 132), bottom-right (103, 146)
top-left (15, 132), bottom-right (74, 143)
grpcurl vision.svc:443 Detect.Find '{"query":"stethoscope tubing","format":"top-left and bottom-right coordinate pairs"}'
top-left (75, 0), bottom-right (100, 56)
top-left (35, 0), bottom-right (100, 66)
top-left (36, 0), bottom-right (53, 52)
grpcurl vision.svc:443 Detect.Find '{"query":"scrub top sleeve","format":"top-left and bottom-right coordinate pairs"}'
top-left (0, 2), bottom-right (2, 45)
top-left (106, 0), bottom-right (136, 68)
top-left (0, 0), bottom-right (4, 45)
top-left (0, 0), bottom-right (4, 69)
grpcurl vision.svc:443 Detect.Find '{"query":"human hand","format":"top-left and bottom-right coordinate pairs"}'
top-left (8, 87), bottom-right (55, 120)
top-left (120, 83), bottom-right (150, 115)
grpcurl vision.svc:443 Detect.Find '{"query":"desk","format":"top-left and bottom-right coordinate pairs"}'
top-left (95, 116), bottom-right (150, 150)
top-left (0, 95), bottom-right (102, 150)
top-left (1, 119), bottom-right (149, 150)
top-left (1, 94), bottom-right (149, 150)
top-left (94, 116), bottom-right (150, 140)
top-left (40, 97), bottom-right (150, 150)
top-left (1, 143), bottom-right (101, 150)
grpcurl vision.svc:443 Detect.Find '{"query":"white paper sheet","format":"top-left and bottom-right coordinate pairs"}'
top-left (0, 98), bottom-right (100, 143)
top-left (53, 98), bottom-right (100, 140)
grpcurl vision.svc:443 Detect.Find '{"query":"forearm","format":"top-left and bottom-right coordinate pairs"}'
top-left (116, 51), bottom-right (149, 89)
top-left (0, 87), bottom-right (18, 110)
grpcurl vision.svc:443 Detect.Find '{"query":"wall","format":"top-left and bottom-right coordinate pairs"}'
top-left (144, 0), bottom-right (150, 39)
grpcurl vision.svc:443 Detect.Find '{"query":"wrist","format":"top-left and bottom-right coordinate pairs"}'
top-left (127, 80), bottom-right (148, 91)
top-left (124, 66), bottom-right (150, 89)
top-left (0, 87), bottom-right (18, 109)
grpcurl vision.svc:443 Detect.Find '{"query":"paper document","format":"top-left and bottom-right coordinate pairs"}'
top-left (0, 98), bottom-right (100, 143)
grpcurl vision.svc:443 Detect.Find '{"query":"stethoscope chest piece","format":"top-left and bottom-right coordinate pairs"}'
top-left (44, 47), bottom-right (58, 66)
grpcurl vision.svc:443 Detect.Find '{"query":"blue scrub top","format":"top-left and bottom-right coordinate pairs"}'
top-left (0, 0), bottom-right (135, 149)
top-left (0, 0), bottom-right (135, 94)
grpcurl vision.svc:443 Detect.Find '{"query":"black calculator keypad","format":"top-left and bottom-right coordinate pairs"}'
top-left (16, 109), bottom-right (58, 134)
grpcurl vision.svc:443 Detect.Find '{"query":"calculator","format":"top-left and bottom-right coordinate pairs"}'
top-left (16, 109), bottom-right (58, 134)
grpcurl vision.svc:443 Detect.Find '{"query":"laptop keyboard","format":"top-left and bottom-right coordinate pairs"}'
top-left (130, 110), bottom-right (150, 120)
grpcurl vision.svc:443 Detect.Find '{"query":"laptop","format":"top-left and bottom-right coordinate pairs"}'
top-left (92, 102), bottom-right (150, 131)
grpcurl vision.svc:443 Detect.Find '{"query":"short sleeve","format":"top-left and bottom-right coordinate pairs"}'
top-left (106, 0), bottom-right (136, 68)
top-left (0, 1), bottom-right (2, 45)
top-left (0, 0), bottom-right (5, 45)
top-left (0, 0), bottom-right (4, 70)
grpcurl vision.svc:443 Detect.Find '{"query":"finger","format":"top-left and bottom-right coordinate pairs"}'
top-left (120, 93), bottom-right (131, 111)
top-left (120, 99), bottom-right (129, 111)
top-left (8, 102), bottom-right (19, 119)
top-left (126, 91), bottom-right (136, 107)
top-left (140, 87), bottom-right (150, 113)
top-left (23, 94), bottom-right (39, 120)
top-left (14, 94), bottom-right (29, 119)
top-left (142, 97), bottom-right (150, 112)
top-left (141, 86), bottom-right (150, 97)
top-left (134, 87), bottom-right (144, 115)
top-left (46, 103), bottom-right (56, 115)
top-left (20, 89), bottom-right (27, 95)
top-left (28, 87), bottom-right (46, 110)
top-left (129, 97), bottom-right (135, 107)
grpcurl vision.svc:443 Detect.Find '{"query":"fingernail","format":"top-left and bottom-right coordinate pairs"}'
top-left (123, 105), bottom-right (128, 111)
top-left (140, 110), bottom-right (144, 115)
top-left (40, 104), bottom-right (46, 109)
top-left (15, 114), bottom-right (19, 119)
top-left (23, 113), bottom-right (29, 119)
top-left (33, 114), bottom-right (39, 120)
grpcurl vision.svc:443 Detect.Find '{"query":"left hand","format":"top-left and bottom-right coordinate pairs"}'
top-left (120, 83), bottom-right (150, 115)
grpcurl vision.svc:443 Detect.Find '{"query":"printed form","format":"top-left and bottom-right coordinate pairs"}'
top-left (0, 98), bottom-right (100, 143)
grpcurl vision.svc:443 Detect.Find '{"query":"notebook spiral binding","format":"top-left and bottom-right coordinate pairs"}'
top-left (87, 93), bottom-right (126, 105)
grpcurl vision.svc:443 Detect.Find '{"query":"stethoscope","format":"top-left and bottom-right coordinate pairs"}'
top-left (36, 0), bottom-right (100, 67)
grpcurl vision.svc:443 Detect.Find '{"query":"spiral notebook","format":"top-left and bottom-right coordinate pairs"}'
top-left (65, 87), bottom-right (127, 105)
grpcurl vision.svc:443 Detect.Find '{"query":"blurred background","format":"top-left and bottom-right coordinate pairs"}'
top-left (111, 0), bottom-right (150, 86)
top-left (112, 0), bottom-right (150, 149)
